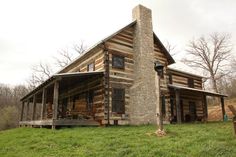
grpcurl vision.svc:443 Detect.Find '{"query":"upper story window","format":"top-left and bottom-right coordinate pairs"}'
top-left (87, 62), bottom-right (95, 72)
top-left (112, 55), bottom-right (124, 69)
top-left (188, 78), bottom-right (194, 88)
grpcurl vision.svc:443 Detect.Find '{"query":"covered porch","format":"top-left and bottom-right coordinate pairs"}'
top-left (20, 71), bottom-right (104, 129)
top-left (168, 84), bottom-right (227, 124)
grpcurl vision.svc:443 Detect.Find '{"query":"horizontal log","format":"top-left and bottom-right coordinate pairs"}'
top-left (106, 42), bottom-right (133, 54)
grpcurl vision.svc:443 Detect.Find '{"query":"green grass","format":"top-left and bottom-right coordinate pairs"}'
top-left (0, 122), bottom-right (235, 157)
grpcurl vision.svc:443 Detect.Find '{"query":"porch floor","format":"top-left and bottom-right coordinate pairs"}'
top-left (19, 119), bottom-right (100, 126)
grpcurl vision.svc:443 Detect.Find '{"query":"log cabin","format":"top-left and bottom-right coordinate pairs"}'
top-left (19, 5), bottom-right (227, 128)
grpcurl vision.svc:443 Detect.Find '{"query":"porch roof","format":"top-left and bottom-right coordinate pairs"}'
top-left (168, 84), bottom-right (227, 97)
top-left (21, 71), bottom-right (104, 101)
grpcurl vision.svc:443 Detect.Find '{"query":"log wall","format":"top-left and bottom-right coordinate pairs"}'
top-left (104, 26), bottom-right (135, 125)
top-left (169, 90), bottom-right (204, 122)
top-left (166, 70), bottom-right (203, 122)
top-left (168, 69), bottom-right (202, 89)
top-left (59, 77), bottom-right (104, 122)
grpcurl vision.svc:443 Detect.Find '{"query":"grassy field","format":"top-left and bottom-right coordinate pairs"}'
top-left (0, 122), bottom-right (235, 157)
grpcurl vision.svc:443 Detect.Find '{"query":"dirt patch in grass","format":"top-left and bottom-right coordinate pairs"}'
top-left (208, 98), bottom-right (236, 121)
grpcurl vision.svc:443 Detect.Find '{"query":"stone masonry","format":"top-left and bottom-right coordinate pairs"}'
top-left (129, 5), bottom-right (159, 125)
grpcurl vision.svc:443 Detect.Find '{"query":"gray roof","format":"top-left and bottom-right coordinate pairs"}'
top-left (168, 62), bottom-right (205, 78)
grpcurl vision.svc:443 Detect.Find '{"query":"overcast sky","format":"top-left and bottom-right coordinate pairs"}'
top-left (0, 0), bottom-right (236, 86)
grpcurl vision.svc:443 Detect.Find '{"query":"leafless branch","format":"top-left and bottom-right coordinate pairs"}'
top-left (183, 32), bottom-right (233, 93)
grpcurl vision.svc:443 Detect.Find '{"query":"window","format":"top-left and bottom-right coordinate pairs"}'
top-left (112, 55), bottom-right (124, 69)
top-left (188, 78), bottom-right (194, 88)
top-left (169, 74), bottom-right (172, 84)
top-left (87, 62), bottom-right (94, 72)
top-left (112, 88), bottom-right (125, 113)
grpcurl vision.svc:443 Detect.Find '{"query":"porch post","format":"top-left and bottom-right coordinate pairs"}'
top-left (203, 95), bottom-right (208, 121)
top-left (104, 48), bottom-right (110, 125)
top-left (26, 99), bottom-right (30, 120)
top-left (175, 89), bottom-right (181, 124)
top-left (32, 94), bottom-right (36, 120)
top-left (220, 97), bottom-right (226, 121)
top-left (52, 80), bottom-right (59, 129)
top-left (20, 101), bottom-right (25, 121)
top-left (40, 88), bottom-right (46, 120)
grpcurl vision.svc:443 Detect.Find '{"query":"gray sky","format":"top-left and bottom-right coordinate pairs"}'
top-left (0, 0), bottom-right (236, 85)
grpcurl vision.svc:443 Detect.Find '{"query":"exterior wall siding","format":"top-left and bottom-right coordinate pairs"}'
top-left (104, 26), bottom-right (134, 125)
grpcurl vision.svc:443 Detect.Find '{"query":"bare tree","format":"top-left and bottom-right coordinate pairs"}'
top-left (73, 41), bottom-right (86, 54)
top-left (27, 42), bottom-right (86, 89)
top-left (27, 62), bottom-right (53, 90)
top-left (165, 41), bottom-right (176, 55)
top-left (182, 33), bottom-right (233, 93)
top-left (54, 42), bottom-right (86, 68)
top-left (54, 48), bottom-right (73, 68)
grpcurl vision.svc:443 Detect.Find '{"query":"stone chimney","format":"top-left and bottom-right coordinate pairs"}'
top-left (129, 5), bottom-right (158, 125)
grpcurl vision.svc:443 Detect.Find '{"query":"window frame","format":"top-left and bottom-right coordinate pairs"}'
top-left (87, 62), bottom-right (95, 72)
top-left (112, 88), bottom-right (125, 114)
top-left (112, 54), bottom-right (125, 69)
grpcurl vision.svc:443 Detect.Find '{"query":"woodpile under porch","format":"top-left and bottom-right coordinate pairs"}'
top-left (20, 71), bottom-right (104, 128)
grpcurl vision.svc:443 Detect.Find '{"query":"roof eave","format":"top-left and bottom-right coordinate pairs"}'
top-left (56, 21), bottom-right (137, 74)
top-left (168, 84), bottom-right (227, 97)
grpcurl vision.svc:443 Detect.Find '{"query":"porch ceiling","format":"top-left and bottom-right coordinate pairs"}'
top-left (168, 84), bottom-right (227, 97)
top-left (21, 71), bottom-right (104, 101)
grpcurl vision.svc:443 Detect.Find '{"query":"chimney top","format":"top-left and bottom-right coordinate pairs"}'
top-left (132, 4), bottom-right (152, 22)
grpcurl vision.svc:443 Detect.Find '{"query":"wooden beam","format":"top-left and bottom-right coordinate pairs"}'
top-left (26, 99), bottom-right (30, 120)
top-left (53, 81), bottom-right (59, 120)
top-left (221, 97), bottom-right (226, 121)
top-left (175, 89), bottom-right (181, 124)
top-left (155, 73), bottom-right (163, 130)
top-left (203, 95), bottom-right (208, 121)
top-left (104, 48), bottom-right (110, 125)
top-left (20, 101), bottom-right (25, 121)
top-left (40, 88), bottom-right (46, 120)
top-left (52, 81), bottom-right (59, 130)
top-left (32, 95), bottom-right (36, 120)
